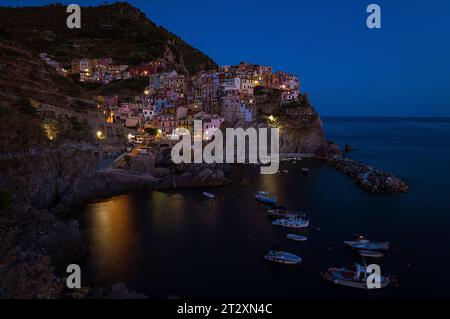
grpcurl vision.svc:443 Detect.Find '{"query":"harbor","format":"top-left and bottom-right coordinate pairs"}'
top-left (78, 117), bottom-right (450, 298)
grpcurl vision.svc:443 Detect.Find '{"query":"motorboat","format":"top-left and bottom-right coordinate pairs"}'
top-left (264, 250), bottom-right (302, 264)
top-left (321, 263), bottom-right (392, 289)
top-left (256, 191), bottom-right (269, 196)
top-left (286, 234), bottom-right (308, 241)
top-left (302, 167), bottom-right (310, 174)
top-left (272, 217), bottom-right (309, 228)
top-left (267, 208), bottom-right (308, 219)
top-left (255, 193), bottom-right (277, 204)
top-left (358, 250), bottom-right (385, 258)
top-left (344, 239), bottom-right (390, 251)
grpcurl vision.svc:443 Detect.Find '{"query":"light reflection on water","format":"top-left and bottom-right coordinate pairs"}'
top-left (80, 118), bottom-right (450, 298)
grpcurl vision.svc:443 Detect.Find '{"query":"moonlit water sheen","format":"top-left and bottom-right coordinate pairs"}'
top-left (79, 117), bottom-right (450, 298)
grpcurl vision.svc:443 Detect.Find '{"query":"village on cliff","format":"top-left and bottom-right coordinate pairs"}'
top-left (39, 53), bottom-right (300, 143)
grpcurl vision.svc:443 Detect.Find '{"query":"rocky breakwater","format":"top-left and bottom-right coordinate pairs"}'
top-left (318, 142), bottom-right (409, 194)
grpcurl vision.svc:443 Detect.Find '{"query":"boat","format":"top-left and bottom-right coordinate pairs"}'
top-left (344, 239), bottom-right (390, 251)
top-left (202, 192), bottom-right (215, 199)
top-left (358, 250), bottom-right (385, 258)
top-left (267, 208), bottom-right (308, 219)
top-left (301, 168), bottom-right (310, 174)
top-left (255, 193), bottom-right (277, 204)
top-left (321, 263), bottom-right (392, 289)
top-left (256, 191), bottom-right (269, 195)
top-left (272, 217), bottom-right (309, 228)
top-left (264, 250), bottom-right (302, 264)
top-left (287, 234), bottom-right (307, 241)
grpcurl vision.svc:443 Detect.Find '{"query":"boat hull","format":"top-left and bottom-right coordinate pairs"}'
top-left (321, 271), bottom-right (391, 289)
top-left (287, 234), bottom-right (307, 241)
top-left (344, 240), bottom-right (390, 251)
top-left (272, 219), bottom-right (309, 228)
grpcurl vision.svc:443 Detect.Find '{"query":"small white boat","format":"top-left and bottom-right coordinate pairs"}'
top-left (344, 239), bottom-right (389, 251)
top-left (321, 263), bottom-right (392, 289)
top-left (267, 208), bottom-right (307, 219)
top-left (287, 234), bottom-right (308, 241)
top-left (202, 192), bottom-right (215, 199)
top-left (264, 250), bottom-right (302, 264)
top-left (302, 168), bottom-right (310, 174)
top-left (257, 191), bottom-right (269, 196)
top-left (358, 249), bottom-right (385, 258)
top-left (272, 217), bottom-right (309, 228)
top-left (255, 193), bottom-right (277, 204)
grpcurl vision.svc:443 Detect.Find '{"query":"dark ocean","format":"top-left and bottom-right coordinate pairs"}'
top-left (79, 117), bottom-right (450, 298)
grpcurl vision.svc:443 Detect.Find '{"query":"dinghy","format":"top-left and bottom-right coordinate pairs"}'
top-left (287, 234), bottom-right (308, 241)
top-left (358, 249), bottom-right (384, 258)
top-left (264, 250), bottom-right (302, 265)
top-left (272, 217), bottom-right (309, 228)
top-left (202, 192), bottom-right (215, 199)
top-left (344, 239), bottom-right (390, 251)
top-left (321, 263), bottom-right (392, 289)
top-left (255, 193), bottom-right (277, 204)
top-left (267, 208), bottom-right (308, 219)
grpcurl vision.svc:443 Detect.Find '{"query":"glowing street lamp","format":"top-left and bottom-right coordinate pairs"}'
top-left (96, 131), bottom-right (104, 139)
top-left (268, 115), bottom-right (275, 122)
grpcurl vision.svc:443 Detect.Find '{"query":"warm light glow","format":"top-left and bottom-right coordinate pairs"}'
top-left (144, 90), bottom-right (150, 95)
top-left (268, 115), bottom-right (275, 121)
top-left (97, 131), bottom-right (103, 139)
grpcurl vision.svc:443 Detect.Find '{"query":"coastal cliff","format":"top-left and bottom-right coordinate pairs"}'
top-left (0, 3), bottom-right (410, 299)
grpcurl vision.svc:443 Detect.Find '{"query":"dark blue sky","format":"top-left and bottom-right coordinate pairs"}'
top-left (2, 0), bottom-right (450, 116)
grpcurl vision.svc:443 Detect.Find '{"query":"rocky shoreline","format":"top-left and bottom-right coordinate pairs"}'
top-left (0, 141), bottom-right (410, 298)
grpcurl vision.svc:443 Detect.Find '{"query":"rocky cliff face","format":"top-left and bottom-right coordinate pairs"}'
top-left (236, 93), bottom-right (326, 155)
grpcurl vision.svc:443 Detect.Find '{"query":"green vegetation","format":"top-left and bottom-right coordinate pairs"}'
top-left (0, 99), bottom-right (47, 153)
top-left (95, 77), bottom-right (149, 96)
top-left (0, 3), bottom-right (217, 74)
top-left (144, 127), bottom-right (158, 135)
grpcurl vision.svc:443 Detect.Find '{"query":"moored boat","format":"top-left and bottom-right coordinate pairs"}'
top-left (344, 239), bottom-right (390, 251)
top-left (358, 249), bottom-right (385, 258)
top-left (302, 167), bottom-right (310, 174)
top-left (202, 192), bottom-right (215, 199)
top-left (255, 193), bottom-right (277, 204)
top-left (321, 263), bottom-right (392, 289)
top-left (267, 208), bottom-right (308, 219)
top-left (264, 250), bottom-right (302, 264)
top-left (272, 217), bottom-right (309, 228)
top-left (287, 234), bottom-right (308, 241)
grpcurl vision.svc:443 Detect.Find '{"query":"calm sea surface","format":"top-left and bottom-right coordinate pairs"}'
top-left (79, 117), bottom-right (450, 298)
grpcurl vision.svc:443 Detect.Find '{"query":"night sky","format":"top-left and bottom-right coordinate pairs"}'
top-left (2, 0), bottom-right (450, 116)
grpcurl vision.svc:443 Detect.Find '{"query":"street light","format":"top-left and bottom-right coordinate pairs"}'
top-left (97, 131), bottom-right (103, 139)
